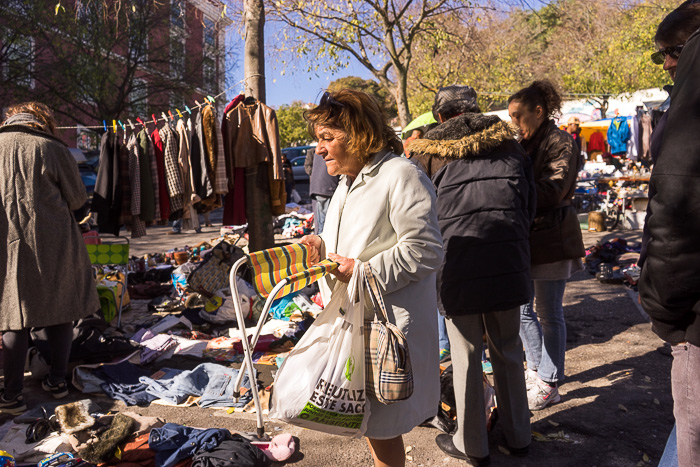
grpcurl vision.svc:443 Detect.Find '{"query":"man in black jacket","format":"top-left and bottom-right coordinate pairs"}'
top-left (408, 86), bottom-right (535, 467)
top-left (639, 11), bottom-right (700, 466)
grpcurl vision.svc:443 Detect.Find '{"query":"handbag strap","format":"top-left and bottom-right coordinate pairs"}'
top-left (363, 262), bottom-right (389, 323)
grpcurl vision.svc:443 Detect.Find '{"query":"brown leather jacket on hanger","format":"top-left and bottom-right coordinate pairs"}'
top-left (225, 100), bottom-right (285, 214)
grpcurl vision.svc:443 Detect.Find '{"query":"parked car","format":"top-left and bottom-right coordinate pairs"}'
top-left (68, 148), bottom-right (97, 194)
top-left (281, 145), bottom-right (316, 183)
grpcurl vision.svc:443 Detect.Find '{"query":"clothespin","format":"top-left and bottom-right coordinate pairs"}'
top-left (207, 95), bottom-right (215, 103)
top-left (151, 114), bottom-right (157, 127)
top-left (103, 120), bottom-right (108, 132)
top-left (112, 120), bottom-right (117, 133)
top-left (168, 110), bottom-right (175, 121)
top-left (176, 109), bottom-right (183, 118)
top-left (136, 117), bottom-right (145, 128)
top-left (127, 119), bottom-right (135, 130)
top-left (161, 112), bottom-right (168, 122)
top-left (185, 105), bottom-right (192, 114)
top-left (118, 120), bottom-right (126, 131)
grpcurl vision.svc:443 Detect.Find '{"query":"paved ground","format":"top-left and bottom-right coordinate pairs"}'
top-left (4, 219), bottom-right (673, 466)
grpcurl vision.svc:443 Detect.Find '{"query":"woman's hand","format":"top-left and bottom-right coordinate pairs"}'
top-left (327, 253), bottom-right (356, 283)
top-left (300, 235), bottom-right (322, 264)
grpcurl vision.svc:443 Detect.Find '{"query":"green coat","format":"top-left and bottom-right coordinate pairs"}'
top-left (0, 124), bottom-right (99, 330)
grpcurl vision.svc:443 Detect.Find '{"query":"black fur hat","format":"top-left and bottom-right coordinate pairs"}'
top-left (432, 85), bottom-right (480, 120)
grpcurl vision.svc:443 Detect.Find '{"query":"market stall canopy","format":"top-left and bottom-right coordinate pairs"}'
top-left (69, 148), bottom-right (87, 164)
top-left (401, 112), bottom-right (437, 139)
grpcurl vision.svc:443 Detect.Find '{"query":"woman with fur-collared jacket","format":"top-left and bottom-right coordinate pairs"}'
top-left (409, 85), bottom-right (535, 466)
top-left (508, 80), bottom-right (585, 412)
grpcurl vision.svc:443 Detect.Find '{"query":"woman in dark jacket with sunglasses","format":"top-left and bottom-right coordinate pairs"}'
top-left (508, 80), bottom-right (585, 411)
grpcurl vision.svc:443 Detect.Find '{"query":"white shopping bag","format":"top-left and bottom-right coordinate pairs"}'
top-left (270, 261), bottom-right (369, 437)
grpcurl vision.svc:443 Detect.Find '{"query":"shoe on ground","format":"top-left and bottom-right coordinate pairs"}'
top-left (528, 377), bottom-right (561, 411)
top-left (166, 231), bottom-right (181, 235)
top-left (42, 376), bottom-right (69, 399)
top-left (0, 390), bottom-right (27, 414)
top-left (525, 368), bottom-right (538, 391)
top-left (481, 359), bottom-right (493, 375)
top-left (435, 433), bottom-right (491, 466)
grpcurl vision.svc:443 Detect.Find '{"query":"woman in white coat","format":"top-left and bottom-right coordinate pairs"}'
top-left (301, 89), bottom-right (444, 467)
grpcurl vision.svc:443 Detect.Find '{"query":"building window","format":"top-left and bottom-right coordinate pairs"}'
top-left (203, 18), bottom-right (216, 48)
top-left (171, 0), bottom-right (185, 30)
top-left (202, 57), bottom-right (215, 93)
top-left (130, 78), bottom-right (148, 117)
top-left (170, 37), bottom-right (186, 79)
top-left (2, 35), bottom-right (34, 88)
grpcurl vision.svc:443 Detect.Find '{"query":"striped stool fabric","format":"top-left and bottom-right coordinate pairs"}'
top-left (247, 243), bottom-right (337, 298)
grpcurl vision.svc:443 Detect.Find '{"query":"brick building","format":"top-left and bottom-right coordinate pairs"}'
top-left (0, 0), bottom-right (230, 149)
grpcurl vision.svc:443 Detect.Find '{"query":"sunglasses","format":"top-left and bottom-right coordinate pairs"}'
top-left (651, 45), bottom-right (684, 65)
top-left (319, 91), bottom-right (345, 110)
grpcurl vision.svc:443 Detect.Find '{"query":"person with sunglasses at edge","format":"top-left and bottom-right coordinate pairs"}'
top-left (301, 89), bottom-right (443, 467)
top-left (639, 2), bottom-right (700, 466)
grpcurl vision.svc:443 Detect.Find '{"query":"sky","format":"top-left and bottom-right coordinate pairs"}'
top-left (226, 23), bottom-right (376, 109)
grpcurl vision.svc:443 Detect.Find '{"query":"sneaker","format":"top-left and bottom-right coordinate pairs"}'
top-left (42, 376), bottom-right (69, 399)
top-left (525, 368), bottom-right (538, 390)
top-left (439, 348), bottom-right (451, 361)
top-left (481, 359), bottom-right (493, 375)
top-left (0, 390), bottom-right (27, 414)
top-left (527, 377), bottom-right (561, 411)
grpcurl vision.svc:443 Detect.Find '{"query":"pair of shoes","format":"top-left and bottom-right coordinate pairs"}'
top-left (439, 348), bottom-right (451, 361)
top-left (435, 434), bottom-right (490, 466)
top-left (41, 376), bottom-right (69, 399)
top-left (525, 368), bottom-right (538, 390)
top-left (527, 377), bottom-right (560, 411)
top-left (481, 359), bottom-right (493, 375)
top-left (166, 231), bottom-right (181, 235)
top-left (0, 389), bottom-right (27, 414)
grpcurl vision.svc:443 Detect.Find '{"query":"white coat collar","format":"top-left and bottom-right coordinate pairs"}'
top-left (343, 149), bottom-right (393, 192)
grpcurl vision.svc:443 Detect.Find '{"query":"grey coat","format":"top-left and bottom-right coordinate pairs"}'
top-left (0, 124), bottom-right (99, 331)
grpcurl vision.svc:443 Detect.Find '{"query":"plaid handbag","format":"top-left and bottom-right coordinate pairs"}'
top-left (363, 262), bottom-right (414, 404)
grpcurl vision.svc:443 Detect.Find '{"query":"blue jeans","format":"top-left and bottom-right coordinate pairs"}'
top-left (658, 424), bottom-right (678, 467)
top-left (519, 279), bottom-right (567, 384)
top-left (172, 218), bottom-right (182, 233)
top-left (312, 195), bottom-right (332, 234)
top-left (438, 310), bottom-right (450, 351)
top-left (140, 363), bottom-right (253, 408)
top-left (149, 423), bottom-right (231, 467)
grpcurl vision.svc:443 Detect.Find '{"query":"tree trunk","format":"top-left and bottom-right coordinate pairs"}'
top-left (243, 0), bottom-right (274, 251)
top-left (395, 68), bottom-right (412, 128)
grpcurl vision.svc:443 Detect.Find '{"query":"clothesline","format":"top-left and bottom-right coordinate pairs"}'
top-left (55, 76), bottom-right (258, 131)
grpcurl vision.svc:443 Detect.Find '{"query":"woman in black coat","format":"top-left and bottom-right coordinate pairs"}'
top-left (508, 80), bottom-right (585, 411)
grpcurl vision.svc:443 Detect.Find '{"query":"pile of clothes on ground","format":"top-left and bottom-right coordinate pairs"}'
top-left (272, 204), bottom-right (313, 239)
top-left (3, 233), bottom-right (325, 465)
top-left (584, 237), bottom-right (641, 288)
top-left (218, 204), bottom-right (314, 240)
top-left (0, 400), bottom-right (294, 466)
